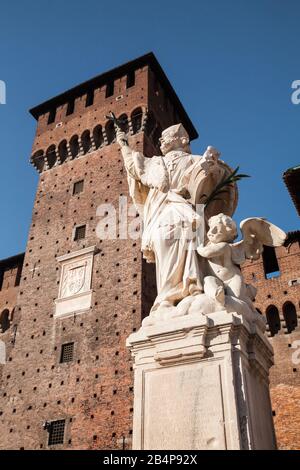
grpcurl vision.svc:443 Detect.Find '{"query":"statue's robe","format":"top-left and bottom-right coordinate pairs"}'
top-left (122, 148), bottom-right (237, 313)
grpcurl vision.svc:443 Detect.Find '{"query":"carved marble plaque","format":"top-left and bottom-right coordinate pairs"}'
top-left (143, 363), bottom-right (226, 450)
top-left (61, 263), bottom-right (87, 298)
top-left (54, 246), bottom-right (95, 318)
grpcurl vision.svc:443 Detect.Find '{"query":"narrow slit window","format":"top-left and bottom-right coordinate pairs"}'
top-left (86, 90), bottom-right (94, 107)
top-left (48, 108), bottom-right (56, 125)
top-left (66, 99), bottom-right (75, 116)
top-left (126, 71), bottom-right (135, 88)
top-left (106, 81), bottom-right (114, 98)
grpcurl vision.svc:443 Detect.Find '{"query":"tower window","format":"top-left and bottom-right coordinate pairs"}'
top-left (70, 135), bottom-right (80, 159)
top-left (0, 309), bottom-right (10, 333)
top-left (73, 180), bottom-right (84, 195)
top-left (106, 81), bottom-right (114, 98)
top-left (93, 125), bottom-right (104, 149)
top-left (86, 90), bottom-right (94, 107)
top-left (74, 225), bottom-right (86, 241)
top-left (81, 130), bottom-right (92, 154)
top-left (126, 71), bottom-right (135, 88)
top-left (66, 99), bottom-right (75, 116)
top-left (58, 140), bottom-right (68, 164)
top-left (48, 108), bottom-right (56, 125)
top-left (266, 305), bottom-right (281, 337)
top-left (105, 120), bottom-right (116, 144)
top-left (283, 302), bottom-right (298, 333)
top-left (48, 420), bottom-right (65, 446)
top-left (60, 343), bottom-right (74, 363)
top-left (262, 246), bottom-right (280, 279)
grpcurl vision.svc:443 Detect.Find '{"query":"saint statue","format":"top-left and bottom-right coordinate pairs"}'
top-left (117, 123), bottom-right (238, 322)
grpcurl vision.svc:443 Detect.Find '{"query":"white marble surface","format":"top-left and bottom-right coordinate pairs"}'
top-left (127, 311), bottom-right (276, 450)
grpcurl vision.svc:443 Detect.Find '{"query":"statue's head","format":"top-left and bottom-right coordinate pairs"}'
top-left (159, 124), bottom-right (190, 155)
top-left (207, 213), bottom-right (238, 243)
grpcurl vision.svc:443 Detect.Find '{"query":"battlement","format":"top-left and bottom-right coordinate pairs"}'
top-left (29, 53), bottom-right (198, 174)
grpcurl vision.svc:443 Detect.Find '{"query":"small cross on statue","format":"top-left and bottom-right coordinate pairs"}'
top-left (105, 111), bottom-right (128, 146)
top-left (105, 111), bottom-right (122, 129)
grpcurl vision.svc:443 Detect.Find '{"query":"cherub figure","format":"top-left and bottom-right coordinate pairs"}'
top-left (197, 213), bottom-right (286, 309)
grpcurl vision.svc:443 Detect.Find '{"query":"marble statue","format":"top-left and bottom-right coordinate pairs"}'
top-left (116, 123), bottom-right (286, 327)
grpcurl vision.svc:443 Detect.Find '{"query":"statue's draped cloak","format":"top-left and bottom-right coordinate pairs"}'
top-left (123, 149), bottom-right (237, 312)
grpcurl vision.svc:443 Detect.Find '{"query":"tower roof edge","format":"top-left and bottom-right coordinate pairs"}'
top-left (29, 52), bottom-right (198, 141)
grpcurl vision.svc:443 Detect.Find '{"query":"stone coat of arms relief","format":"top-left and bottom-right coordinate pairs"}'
top-left (55, 246), bottom-right (95, 318)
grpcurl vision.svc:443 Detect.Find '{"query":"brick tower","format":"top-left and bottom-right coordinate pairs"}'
top-left (0, 53), bottom-right (198, 449)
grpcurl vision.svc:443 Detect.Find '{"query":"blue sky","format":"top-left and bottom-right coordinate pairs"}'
top-left (0, 0), bottom-right (299, 259)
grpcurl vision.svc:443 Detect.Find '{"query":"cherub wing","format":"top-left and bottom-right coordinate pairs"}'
top-left (230, 240), bottom-right (246, 265)
top-left (239, 217), bottom-right (287, 261)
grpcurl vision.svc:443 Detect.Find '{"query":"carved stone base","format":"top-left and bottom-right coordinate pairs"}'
top-left (126, 311), bottom-right (276, 450)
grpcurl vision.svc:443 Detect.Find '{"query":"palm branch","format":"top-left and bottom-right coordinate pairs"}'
top-left (204, 167), bottom-right (250, 208)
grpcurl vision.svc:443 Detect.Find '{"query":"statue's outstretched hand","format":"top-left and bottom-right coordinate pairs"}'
top-left (116, 130), bottom-right (128, 147)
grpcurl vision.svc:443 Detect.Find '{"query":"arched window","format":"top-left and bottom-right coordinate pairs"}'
top-left (0, 309), bottom-right (10, 333)
top-left (283, 302), bottom-right (298, 333)
top-left (131, 108), bottom-right (143, 134)
top-left (58, 140), bottom-right (68, 164)
top-left (93, 125), bottom-right (104, 149)
top-left (105, 121), bottom-right (116, 145)
top-left (81, 130), bottom-right (92, 154)
top-left (31, 150), bottom-right (45, 173)
top-left (70, 135), bottom-right (80, 159)
top-left (46, 145), bottom-right (57, 168)
top-left (266, 305), bottom-right (281, 337)
top-left (118, 114), bottom-right (129, 134)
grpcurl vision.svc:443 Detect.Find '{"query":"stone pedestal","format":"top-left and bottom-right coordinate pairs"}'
top-left (126, 311), bottom-right (276, 450)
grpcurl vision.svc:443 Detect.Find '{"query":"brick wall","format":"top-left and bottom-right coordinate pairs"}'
top-left (0, 60), bottom-right (185, 449)
top-left (0, 255), bottom-right (24, 389)
top-left (241, 238), bottom-right (300, 449)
